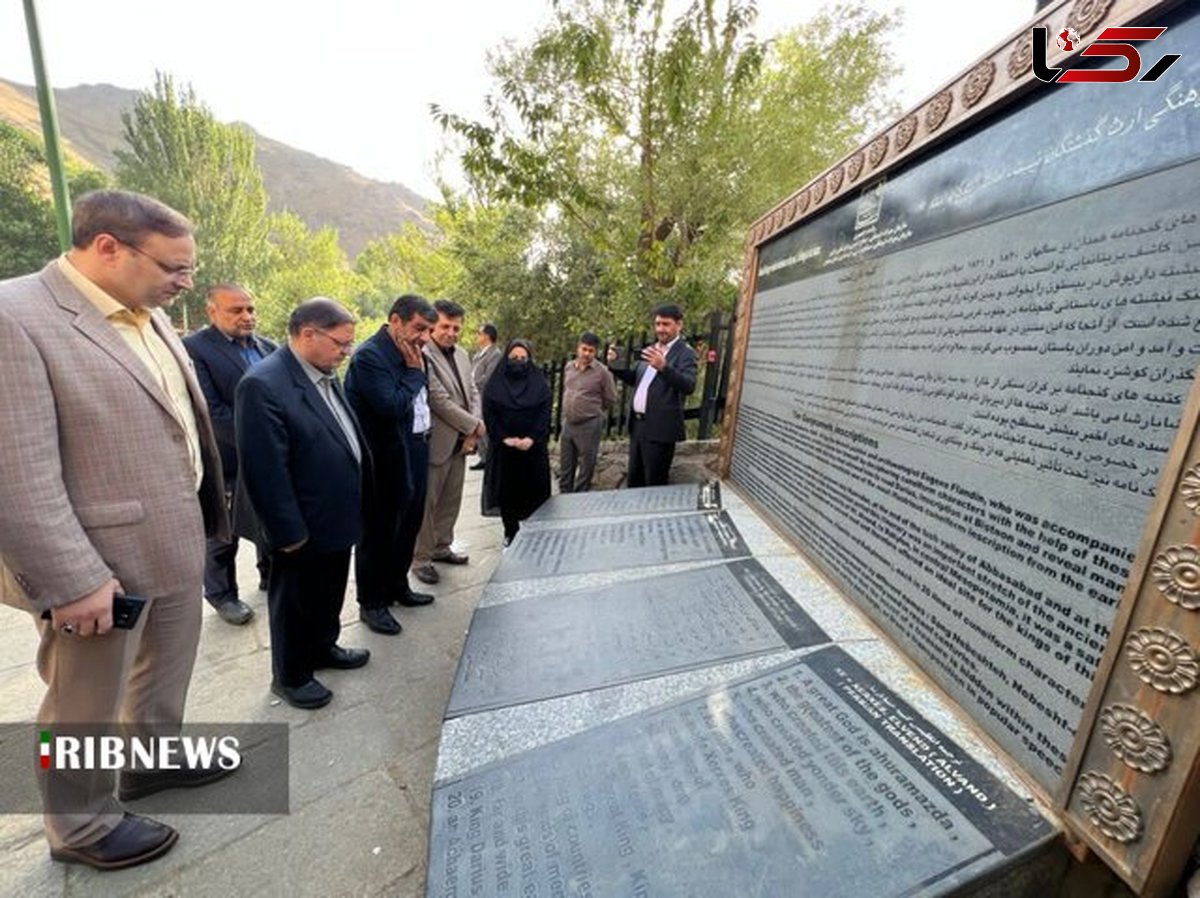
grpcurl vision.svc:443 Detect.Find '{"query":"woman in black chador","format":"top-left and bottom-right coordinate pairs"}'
top-left (482, 339), bottom-right (552, 545)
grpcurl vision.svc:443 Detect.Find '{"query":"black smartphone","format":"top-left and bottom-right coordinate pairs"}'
top-left (110, 593), bottom-right (147, 629)
top-left (40, 593), bottom-right (147, 629)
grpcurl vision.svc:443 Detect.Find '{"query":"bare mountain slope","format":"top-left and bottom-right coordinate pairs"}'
top-left (0, 79), bottom-right (429, 256)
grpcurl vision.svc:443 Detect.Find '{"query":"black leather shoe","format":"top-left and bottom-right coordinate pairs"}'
top-left (359, 606), bottom-right (402, 635)
top-left (271, 679), bottom-right (332, 709)
top-left (432, 549), bottom-right (469, 565)
top-left (50, 812), bottom-right (178, 870)
top-left (119, 763), bottom-right (237, 802)
top-left (214, 598), bottom-right (254, 625)
top-left (317, 645), bottom-right (371, 669)
top-left (396, 591), bottom-right (434, 607)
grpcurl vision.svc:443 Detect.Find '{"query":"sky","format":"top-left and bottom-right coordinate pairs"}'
top-left (0, 1), bottom-right (1037, 199)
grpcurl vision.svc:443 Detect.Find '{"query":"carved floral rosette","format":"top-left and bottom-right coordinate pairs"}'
top-left (1099, 704), bottom-right (1172, 773)
top-left (868, 135), bottom-right (889, 169)
top-left (1007, 34), bottom-right (1034, 79)
top-left (1078, 772), bottom-right (1143, 843)
top-left (1126, 627), bottom-right (1200, 694)
top-left (846, 152), bottom-right (864, 183)
top-left (1151, 545), bottom-right (1200, 610)
top-left (962, 60), bottom-right (996, 109)
top-left (826, 167), bottom-right (844, 196)
top-left (895, 115), bottom-right (918, 152)
top-left (1179, 465), bottom-right (1200, 514)
top-left (1067, 0), bottom-right (1116, 38)
top-left (924, 92), bottom-right (953, 133)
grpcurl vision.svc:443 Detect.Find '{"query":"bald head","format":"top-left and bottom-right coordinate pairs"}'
top-left (206, 284), bottom-right (257, 340)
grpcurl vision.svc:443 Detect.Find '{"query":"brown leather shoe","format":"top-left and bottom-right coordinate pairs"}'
top-left (431, 549), bottom-right (469, 565)
top-left (50, 812), bottom-right (178, 870)
top-left (413, 564), bottom-right (439, 585)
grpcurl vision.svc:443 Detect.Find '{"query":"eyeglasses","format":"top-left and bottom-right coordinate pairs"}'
top-left (315, 330), bottom-right (355, 352)
top-left (121, 240), bottom-right (196, 279)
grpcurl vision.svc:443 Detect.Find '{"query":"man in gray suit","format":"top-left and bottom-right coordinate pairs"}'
top-left (412, 300), bottom-right (484, 585)
top-left (469, 322), bottom-right (500, 470)
top-left (0, 191), bottom-right (229, 870)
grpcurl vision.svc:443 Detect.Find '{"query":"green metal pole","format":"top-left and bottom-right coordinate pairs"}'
top-left (23, 0), bottom-right (71, 251)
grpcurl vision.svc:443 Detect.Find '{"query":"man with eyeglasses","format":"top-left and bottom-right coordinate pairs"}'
top-left (235, 297), bottom-right (372, 710)
top-left (184, 284), bottom-right (278, 625)
top-left (0, 190), bottom-right (230, 870)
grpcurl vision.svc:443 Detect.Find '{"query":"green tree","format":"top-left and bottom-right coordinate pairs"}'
top-left (115, 72), bottom-right (271, 326)
top-left (0, 123), bottom-right (110, 278)
top-left (256, 212), bottom-right (370, 339)
top-left (434, 0), bottom-right (898, 322)
top-left (0, 122), bottom-right (58, 278)
top-left (355, 219), bottom-right (460, 316)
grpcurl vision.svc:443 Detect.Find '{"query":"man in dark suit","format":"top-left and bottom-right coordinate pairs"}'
top-left (345, 294), bottom-right (438, 636)
top-left (609, 303), bottom-right (698, 487)
top-left (236, 298), bottom-right (370, 709)
top-left (183, 284), bottom-right (277, 625)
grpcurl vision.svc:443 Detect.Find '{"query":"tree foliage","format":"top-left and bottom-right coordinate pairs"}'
top-left (115, 73), bottom-right (271, 326)
top-left (0, 123), bottom-right (108, 279)
top-left (255, 211), bottom-right (371, 339)
top-left (355, 219), bottom-right (460, 317)
top-left (434, 0), bottom-right (899, 323)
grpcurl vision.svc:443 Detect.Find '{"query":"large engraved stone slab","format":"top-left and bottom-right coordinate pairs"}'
top-left (427, 647), bottom-right (1055, 897)
top-left (734, 12), bottom-right (1200, 792)
top-left (491, 511), bottom-right (748, 583)
top-left (525, 481), bottom-right (721, 524)
top-left (447, 559), bottom-right (827, 717)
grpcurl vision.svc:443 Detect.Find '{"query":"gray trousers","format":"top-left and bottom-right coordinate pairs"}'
top-left (414, 454), bottom-right (467, 564)
top-left (559, 416), bottom-right (605, 493)
top-left (36, 585), bottom-right (201, 848)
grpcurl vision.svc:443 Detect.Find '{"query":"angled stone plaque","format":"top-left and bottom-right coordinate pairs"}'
top-left (526, 481), bottom-right (721, 524)
top-left (492, 511), bottom-right (748, 583)
top-left (731, 6), bottom-right (1200, 792)
top-left (427, 647), bottom-right (1056, 897)
top-left (447, 559), bottom-right (827, 717)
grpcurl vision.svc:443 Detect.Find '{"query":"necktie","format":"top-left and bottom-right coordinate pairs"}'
top-left (319, 376), bottom-right (362, 463)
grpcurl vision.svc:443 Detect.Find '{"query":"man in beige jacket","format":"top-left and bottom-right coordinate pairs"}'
top-left (0, 191), bottom-right (228, 870)
top-left (412, 299), bottom-right (484, 585)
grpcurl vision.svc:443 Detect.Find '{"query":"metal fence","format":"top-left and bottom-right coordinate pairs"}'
top-left (532, 310), bottom-right (736, 442)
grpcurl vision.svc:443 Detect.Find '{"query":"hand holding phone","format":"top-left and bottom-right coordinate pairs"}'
top-left (41, 590), bottom-right (146, 633)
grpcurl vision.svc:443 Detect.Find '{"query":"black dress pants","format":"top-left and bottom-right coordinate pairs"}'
top-left (267, 544), bottom-right (350, 687)
top-left (355, 436), bottom-right (429, 608)
top-left (626, 418), bottom-right (676, 488)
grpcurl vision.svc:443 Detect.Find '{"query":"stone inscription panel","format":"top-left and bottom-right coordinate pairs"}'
top-left (447, 559), bottom-right (828, 717)
top-left (427, 647), bottom-right (1055, 898)
top-left (525, 481), bottom-right (720, 524)
top-left (492, 511), bottom-right (748, 583)
top-left (734, 159), bottom-right (1200, 790)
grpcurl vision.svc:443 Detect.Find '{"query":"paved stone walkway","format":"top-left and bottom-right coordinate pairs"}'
top-left (0, 469), bottom-right (499, 898)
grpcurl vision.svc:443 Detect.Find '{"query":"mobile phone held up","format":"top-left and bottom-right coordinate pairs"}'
top-left (40, 593), bottom-right (147, 630)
